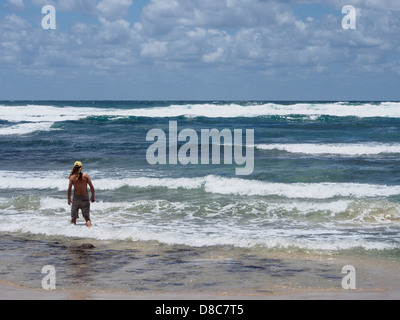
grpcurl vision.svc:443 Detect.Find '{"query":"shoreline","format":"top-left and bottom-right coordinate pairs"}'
top-left (1, 280), bottom-right (399, 300)
top-left (1, 233), bottom-right (400, 300)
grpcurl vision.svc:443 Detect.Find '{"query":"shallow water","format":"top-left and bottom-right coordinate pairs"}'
top-left (1, 233), bottom-right (396, 294)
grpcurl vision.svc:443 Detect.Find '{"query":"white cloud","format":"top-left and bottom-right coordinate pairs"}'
top-left (95, 17), bottom-right (134, 44)
top-left (141, 40), bottom-right (168, 58)
top-left (1, 0), bottom-right (400, 99)
top-left (32, 0), bottom-right (55, 7)
top-left (203, 47), bottom-right (224, 63)
top-left (7, 0), bottom-right (25, 10)
top-left (56, 0), bottom-right (97, 14)
top-left (96, 0), bottom-right (134, 20)
top-left (142, 0), bottom-right (296, 32)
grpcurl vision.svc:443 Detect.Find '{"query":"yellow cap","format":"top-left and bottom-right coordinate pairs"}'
top-left (74, 161), bottom-right (82, 168)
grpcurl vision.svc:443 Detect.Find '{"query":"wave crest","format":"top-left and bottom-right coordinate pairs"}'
top-left (2, 102), bottom-right (400, 135)
top-left (1, 171), bottom-right (399, 199)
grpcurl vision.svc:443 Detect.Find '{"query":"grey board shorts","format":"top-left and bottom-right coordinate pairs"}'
top-left (71, 195), bottom-right (90, 221)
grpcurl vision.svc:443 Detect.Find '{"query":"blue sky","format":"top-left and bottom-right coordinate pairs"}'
top-left (1, 0), bottom-right (400, 100)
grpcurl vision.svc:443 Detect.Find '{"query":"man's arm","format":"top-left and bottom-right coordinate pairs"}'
top-left (87, 175), bottom-right (95, 202)
top-left (68, 179), bottom-right (72, 205)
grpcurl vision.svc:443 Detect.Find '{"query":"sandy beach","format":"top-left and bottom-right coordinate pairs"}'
top-left (1, 280), bottom-right (400, 300)
top-left (1, 234), bottom-right (400, 300)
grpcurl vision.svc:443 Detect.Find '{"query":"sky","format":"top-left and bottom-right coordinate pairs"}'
top-left (0, 0), bottom-right (400, 100)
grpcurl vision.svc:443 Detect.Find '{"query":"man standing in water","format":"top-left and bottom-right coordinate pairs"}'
top-left (68, 161), bottom-right (95, 227)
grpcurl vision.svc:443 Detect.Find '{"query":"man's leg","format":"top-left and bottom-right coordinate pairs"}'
top-left (71, 201), bottom-right (79, 225)
top-left (82, 201), bottom-right (91, 227)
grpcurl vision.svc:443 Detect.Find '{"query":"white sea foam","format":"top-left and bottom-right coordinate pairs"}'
top-left (203, 176), bottom-right (400, 198)
top-left (126, 101), bottom-right (400, 118)
top-left (0, 201), bottom-right (397, 251)
top-left (1, 102), bottom-right (400, 135)
top-left (1, 171), bottom-right (399, 199)
top-left (1, 193), bottom-right (399, 251)
top-left (256, 143), bottom-right (400, 155)
top-left (0, 122), bottom-right (54, 135)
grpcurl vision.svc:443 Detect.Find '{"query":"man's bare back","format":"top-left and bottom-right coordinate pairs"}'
top-left (69, 173), bottom-right (93, 197)
top-left (68, 163), bottom-right (95, 227)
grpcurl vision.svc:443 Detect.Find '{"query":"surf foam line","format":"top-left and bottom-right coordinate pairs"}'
top-left (2, 195), bottom-right (399, 225)
top-left (1, 172), bottom-right (400, 199)
top-left (2, 102), bottom-right (400, 120)
top-left (256, 143), bottom-right (400, 156)
top-left (2, 102), bottom-right (400, 135)
top-left (0, 207), bottom-right (398, 251)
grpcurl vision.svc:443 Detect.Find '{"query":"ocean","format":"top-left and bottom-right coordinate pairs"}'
top-left (1, 101), bottom-right (400, 294)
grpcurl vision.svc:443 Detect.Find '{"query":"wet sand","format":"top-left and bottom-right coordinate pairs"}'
top-left (1, 233), bottom-right (400, 300)
top-left (1, 281), bottom-right (400, 300)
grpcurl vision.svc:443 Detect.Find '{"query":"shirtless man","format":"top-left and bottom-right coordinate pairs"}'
top-left (68, 161), bottom-right (95, 227)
